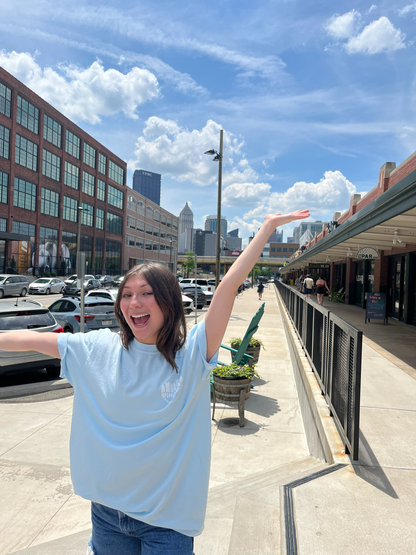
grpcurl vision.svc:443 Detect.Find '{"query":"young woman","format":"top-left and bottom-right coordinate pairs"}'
top-left (316, 274), bottom-right (329, 306)
top-left (257, 281), bottom-right (265, 300)
top-left (0, 209), bottom-right (309, 555)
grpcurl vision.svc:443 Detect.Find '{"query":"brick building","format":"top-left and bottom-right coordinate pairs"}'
top-left (269, 242), bottom-right (299, 258)
top-left (281, 156), bottom-right (416, 326)
top-left (0, 67), bottom-right (126, 276)
top-left (125, 188), bottom-right (178, 271)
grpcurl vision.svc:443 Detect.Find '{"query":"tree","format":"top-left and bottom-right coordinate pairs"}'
top-left (184, 251), bottom-right (195, 277)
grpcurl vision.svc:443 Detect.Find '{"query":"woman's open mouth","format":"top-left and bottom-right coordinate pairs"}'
top-left (131, 313), bottom-right (150, 327)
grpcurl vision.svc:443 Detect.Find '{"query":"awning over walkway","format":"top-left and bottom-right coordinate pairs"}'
top-left (282, 168), bottom-right (416, 271)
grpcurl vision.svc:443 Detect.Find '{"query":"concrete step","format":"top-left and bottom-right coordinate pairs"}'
top-left (195, 456), bottom-right (327, 555)
top-left (10, 457), bottom-right (327, 555)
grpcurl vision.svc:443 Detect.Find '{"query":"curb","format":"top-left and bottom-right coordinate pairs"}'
top-left (0, 378), bottom-right (72, 400)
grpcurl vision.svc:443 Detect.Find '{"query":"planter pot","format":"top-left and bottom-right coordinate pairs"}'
top-left (212, 374), bottom-right (252, 403)
top-left (230, 343), bottom-right (261, 367)
top-left (211, 374), bottom-right (253, 427)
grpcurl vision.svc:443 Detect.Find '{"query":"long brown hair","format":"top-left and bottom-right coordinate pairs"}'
top-left (114, 263), bottom-right (187, 371)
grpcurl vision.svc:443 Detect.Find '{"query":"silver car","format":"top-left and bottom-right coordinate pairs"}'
top-left (48, 296), bottom-right (119, 333)
top-left (29, 277), bottom-right (65, 295)
top-left (0, 299), bottom-right (63, 377)
top-left (0, 275), bottom-right (29, 298)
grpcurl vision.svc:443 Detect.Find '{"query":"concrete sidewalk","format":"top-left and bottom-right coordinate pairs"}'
top-left (1, 285), bottom-right (315, 554)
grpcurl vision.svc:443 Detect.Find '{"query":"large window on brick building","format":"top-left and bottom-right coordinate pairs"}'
top-left (41, 188), bottom-right (59, 218)
top-left (64, 161), bottom-right (79, 189)
top-left (0, 83), bottom-right (11, 118)
top-left (97, 179), bottom-right (106, 201)
top-left (127, 215), bottom-right (136, 230)
top-left (108, 184), bottom-right (123, 209)
top-left (96, 208), bottom-right (104, 230)
top-left (0, 171), bottom-right (8, 204)
top-left (137, 201), bottom-right (144, 216)
top-left (62, 230), bottom-right (77, 272)
top-left (108, 160), bottom-right (124, 186)
top-left (43, 114), bottom-right (62, 148)
top-left (13, 221), bottom-right (35, 236)
top-left (42, 149), bottom-right (61, 182)
top-left (98, 153), bottom-right (107, 175)
top-left (15, 134), bottom-right (38, 171)
top-left (83, 143), bottom-right (96, 169)
top-left (65, 130), bottom-right (80, 159)
top-left (127, 195), bottom-right (136, 211)
top-left (14, 178), bottom-right (36, 211)
top-left (63, 196), bottom-right (78, 222)
top-left (95, 237), bottom-right (103, 274)
top-left (106, 212), bottom-right (122, 235)
top-left (82, 171), bottom-right (95, 197)
top-left (126, 234), bottom-right (135, 247)
top-left (81, 202), bottom-right (93, 227)
top-left (136, 219), bottom-right (144, 232)
top-left (39, 227), bottom-right (58, 271)
top-left (105, 240), bottom-right (121, 272)
top-left (0, 124), bottom-right (10, 159)
top-left (16, 96), bottom-right (38, 133)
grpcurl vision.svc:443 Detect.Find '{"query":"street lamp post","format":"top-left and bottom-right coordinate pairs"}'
top-left (204, 129), bottom-right (223, 289)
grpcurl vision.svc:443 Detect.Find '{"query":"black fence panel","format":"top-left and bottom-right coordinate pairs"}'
top-left (275, 280), bottom-right (362, 460)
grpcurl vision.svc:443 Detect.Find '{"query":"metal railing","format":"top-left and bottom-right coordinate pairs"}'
top-left (276, 281), bottom-right (362, 460)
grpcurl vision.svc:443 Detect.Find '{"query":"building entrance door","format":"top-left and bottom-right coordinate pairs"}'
top-left (355, 261), bottom-right (364, 306)
top-left (389, 255), bottom-right (406, 320)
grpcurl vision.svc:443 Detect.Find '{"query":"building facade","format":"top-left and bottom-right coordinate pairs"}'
top-left (125, 188), bottom-right (178, 270)
top-left (178, 202), bottom-right (194, 253)
top-left (132, 169), bottom-right (161, 206)
top-left (269, 242), bottom-right (299, 258)
top-left (0, 67), bottom-right (126, 276)
top-left (205, 215), bottom-right (227, 239)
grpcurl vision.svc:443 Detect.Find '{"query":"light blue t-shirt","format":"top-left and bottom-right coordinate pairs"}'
top-left (58, 320), bottom-right (218, 537)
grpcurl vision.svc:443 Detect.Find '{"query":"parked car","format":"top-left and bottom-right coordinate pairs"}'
top-left (85, 288), bottom-right (119, 302)
top-left (204, 291), bottom-right (213, 305)
top-left (179, 278), bottom-right (215, 292)
top-left (29, 277), bottom-right (65, 295)
top-left (99, 275), bottom-right (114, 287)
top-left (181, 294), bottom-right (194, 314)
top-left (48, 296), bottom-right (119, 334)
top-left (63, 278), bottom-right (101, 296)
top-left (0, 299), bottom-right (63, 377)
top-left (180, 286), bottom-right (206, 309)
top-left (64, 274), bottom-right (95, 286)
top-left (243, 280), bottom-right (251, 289)
top-left (0, 275), bottom-right (29, 298)
top-left (112, 276), bottom-right (124, 287)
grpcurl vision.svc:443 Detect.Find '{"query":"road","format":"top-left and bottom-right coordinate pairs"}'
top-left (0, 292), bottom-right (207, 397)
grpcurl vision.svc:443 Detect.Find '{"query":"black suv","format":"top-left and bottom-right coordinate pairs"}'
top-left (0, 299), bottom-right (63, 377)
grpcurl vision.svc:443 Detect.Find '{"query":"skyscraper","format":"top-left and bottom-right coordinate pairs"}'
top-left (178, 202), bottom-right (194, 253)
top-left (204, 215), bottom-right (227, 239)
top-left (132, 170), bottom-right (161, 205)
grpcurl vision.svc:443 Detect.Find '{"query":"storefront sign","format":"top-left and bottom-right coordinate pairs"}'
top-left (365, 292), bottom-right (387, 324)
top-left (356, 247), bottom-right (379, 259)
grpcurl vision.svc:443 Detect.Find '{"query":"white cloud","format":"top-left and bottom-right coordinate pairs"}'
top-left (223, 182), bottom-right (271, 207)
top-left (0, 50), bottom-right (159, 124)
top-left (242, 170), bottom-right (357, 219)
top-left (129, 118), bottom-right (244, 186)
top-left (346, 17), bottom-right (406, 54)
top-left (368, 5), bottom-right (377, 13)
top-left (222, 165), bottom-right (259, 187)
top-left (326, 10), bottom-right (360, 39)
top-left (398, 2), bottom-right (416, 16)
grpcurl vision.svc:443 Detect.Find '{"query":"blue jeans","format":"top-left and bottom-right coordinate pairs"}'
top-left (90, 502), bottom-right (194, 555)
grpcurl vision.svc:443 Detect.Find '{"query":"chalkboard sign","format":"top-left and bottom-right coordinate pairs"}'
top-left (365, 292), bottom-right (388, 324)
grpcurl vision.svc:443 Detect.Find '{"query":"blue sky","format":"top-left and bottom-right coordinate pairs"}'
top-left (1, 0), bottom-right (416, 242)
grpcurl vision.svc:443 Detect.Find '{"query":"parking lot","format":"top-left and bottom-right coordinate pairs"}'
top-left (0, 291), bottom-right (208, 395)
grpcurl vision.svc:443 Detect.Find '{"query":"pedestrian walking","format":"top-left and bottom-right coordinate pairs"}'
top-left (257, 281), bottom-right (265, 300)
top-left (304, 274), bottom-right (314, 298)
top-left (316, 275), bottom-right (329, 306)
top-left (0, 209), bottom-right (309, 555)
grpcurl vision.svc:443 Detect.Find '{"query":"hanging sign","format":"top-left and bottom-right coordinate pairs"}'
top-left (356, 247), bottom-right (379, 260)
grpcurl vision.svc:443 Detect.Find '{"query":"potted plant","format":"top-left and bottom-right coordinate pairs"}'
top-left (211, 363), bottom-right (262, 426)
top-left (229, 336), bottom-right (265, 366)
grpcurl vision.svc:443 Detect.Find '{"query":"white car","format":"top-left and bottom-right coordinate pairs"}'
top-left (64, 274), bottom-right (95, 286)
top-left (179, 278), bottom-right (215, 293)
top-left (29, 277), bottom-right (66, 295)
top-left (85, 288), bottom-right (119, 302)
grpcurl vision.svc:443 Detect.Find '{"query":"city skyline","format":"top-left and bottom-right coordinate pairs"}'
top-left (2, 0), bottom-right (416, 240)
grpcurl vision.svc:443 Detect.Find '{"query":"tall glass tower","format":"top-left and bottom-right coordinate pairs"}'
top-left (132, 170), bottom-right (161, 205)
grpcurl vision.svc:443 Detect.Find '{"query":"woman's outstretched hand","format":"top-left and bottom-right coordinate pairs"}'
top-left (264, 209), bottom-right (310, 228)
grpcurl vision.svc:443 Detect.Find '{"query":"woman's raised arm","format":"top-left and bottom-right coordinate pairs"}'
top-left (204, 209), bottom-right (310, 361)
top-left (0, 331), bottom-right (61, 359)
